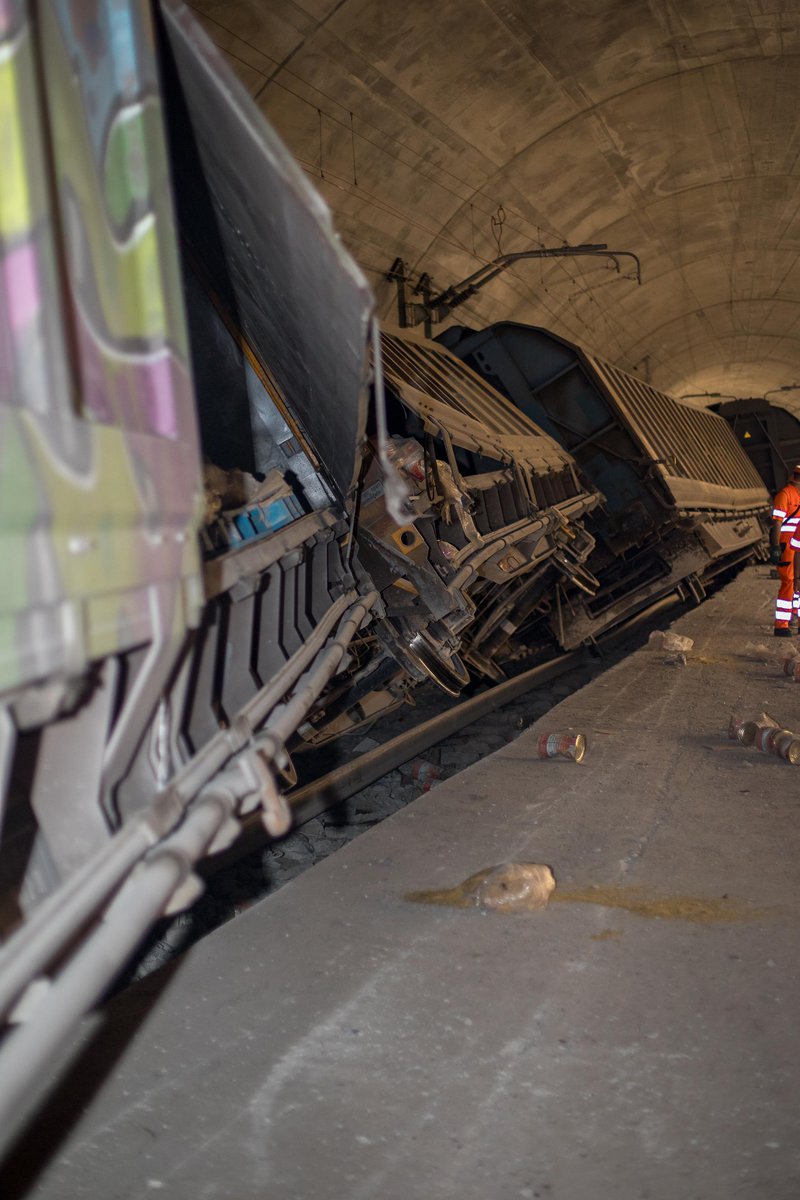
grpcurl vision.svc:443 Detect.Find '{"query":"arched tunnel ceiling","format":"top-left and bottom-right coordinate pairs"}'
top-left (188, 0), bottom-right (800, 415)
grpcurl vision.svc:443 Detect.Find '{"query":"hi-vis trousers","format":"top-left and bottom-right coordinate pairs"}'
top-left (775, 533), bottom-right (799, 629)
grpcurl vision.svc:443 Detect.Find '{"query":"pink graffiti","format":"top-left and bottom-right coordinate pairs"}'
top-left (0, 0), bottom-right (14, 38)
top-left (2, 243), bottom-right (41, 333)
top-left (139, 354), bottom-right (178, 438)
top-left (74, 303), bottom-right (182, 438)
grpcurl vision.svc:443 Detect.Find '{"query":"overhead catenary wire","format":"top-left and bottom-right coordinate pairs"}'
top-left (292, 160), bottom-right (603, 348)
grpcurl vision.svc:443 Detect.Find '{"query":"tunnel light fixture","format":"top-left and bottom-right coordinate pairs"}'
top-left (387, 243), bottom-right (642, 336)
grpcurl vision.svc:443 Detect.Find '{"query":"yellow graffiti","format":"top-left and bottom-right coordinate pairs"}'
top-left (0, 39), bottom-right (32, 236)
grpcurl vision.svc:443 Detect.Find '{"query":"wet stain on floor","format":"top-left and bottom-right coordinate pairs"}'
top-left (554, 886), bottom-right (764, 923)
top-left (407, 872), bottom-right (768, 923)
top-left (406, 867), bottom-right (495, 909)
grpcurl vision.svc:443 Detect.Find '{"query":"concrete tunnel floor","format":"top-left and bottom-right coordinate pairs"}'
top-left (6, 565), bottom-right (800, 1200)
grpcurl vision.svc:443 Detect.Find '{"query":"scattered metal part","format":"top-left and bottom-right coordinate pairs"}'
top-left (774, 732), bottom-right (800, 763)
top-left (398, 759), bottom-right (441, 791)
top-left (536, 731), bottom-right (586, 762)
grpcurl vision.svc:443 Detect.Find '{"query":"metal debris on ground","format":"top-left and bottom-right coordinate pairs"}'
top-left (728, 710), bottom-right (778, 742)
top-left (753, 725), bottom-right (800, 763)
top-left (728, 710), bottom-right (800, 764)
top-left (773, 731), bottom-right (800, 763)
top-left (399, 758), bottom-right (441, 790)
top-left (754, 725), bottom-right (782, 753)
top-left (537, 731), bottom-right (586, 762)
top-left (407, 862), bottom-right (556, 914)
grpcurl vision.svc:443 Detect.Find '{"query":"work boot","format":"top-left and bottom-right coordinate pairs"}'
top-left (774, 628), bottom-right (792, 638)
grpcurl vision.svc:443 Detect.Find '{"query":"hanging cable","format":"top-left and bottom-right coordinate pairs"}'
top-left (491, 204), bottom-right (506, 256)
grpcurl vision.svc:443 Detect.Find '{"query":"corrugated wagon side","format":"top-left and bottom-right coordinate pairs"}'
top-left (442, 322), bottom-right (769, 647)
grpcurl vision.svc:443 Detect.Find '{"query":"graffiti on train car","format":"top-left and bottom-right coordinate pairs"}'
top-left (0, 0), bottom-right (203, 707)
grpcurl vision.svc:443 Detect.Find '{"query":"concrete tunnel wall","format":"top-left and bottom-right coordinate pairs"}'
top-left (185, 0), bottom-right (800, 419)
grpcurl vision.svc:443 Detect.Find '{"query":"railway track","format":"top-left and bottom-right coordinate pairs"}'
top-left (130, 588), bottom-right (688, 979)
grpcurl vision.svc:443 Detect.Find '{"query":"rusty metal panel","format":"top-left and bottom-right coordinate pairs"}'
top-left (157, 0), bottom-right (373, 501)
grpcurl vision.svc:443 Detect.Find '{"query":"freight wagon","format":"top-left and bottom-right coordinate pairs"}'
top-left (441, 323), bottom-right (769, 647)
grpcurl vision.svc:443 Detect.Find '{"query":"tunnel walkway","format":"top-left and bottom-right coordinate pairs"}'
top-left (7, 565), bottom-right (800, 1200)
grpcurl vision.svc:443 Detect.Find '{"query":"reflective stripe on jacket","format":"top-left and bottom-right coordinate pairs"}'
top-left (773, 483), bottom-right (800, 534)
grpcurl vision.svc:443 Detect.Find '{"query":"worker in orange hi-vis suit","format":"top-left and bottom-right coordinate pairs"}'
top-left (771, 466), bottom-right (800, 636)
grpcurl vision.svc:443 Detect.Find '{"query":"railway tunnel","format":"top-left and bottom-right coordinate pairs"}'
top-left (1, 2), bottom-right (799, 1197)
top-left (190, 0), bottom-right (800, 407)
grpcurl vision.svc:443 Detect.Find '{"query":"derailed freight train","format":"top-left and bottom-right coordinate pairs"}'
top-left (0, 0), bottom-right (768, 1152)
top-left (441, 323), bottom-right (769, 647)
top-left (299, 330), bottom-right (600, 743)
